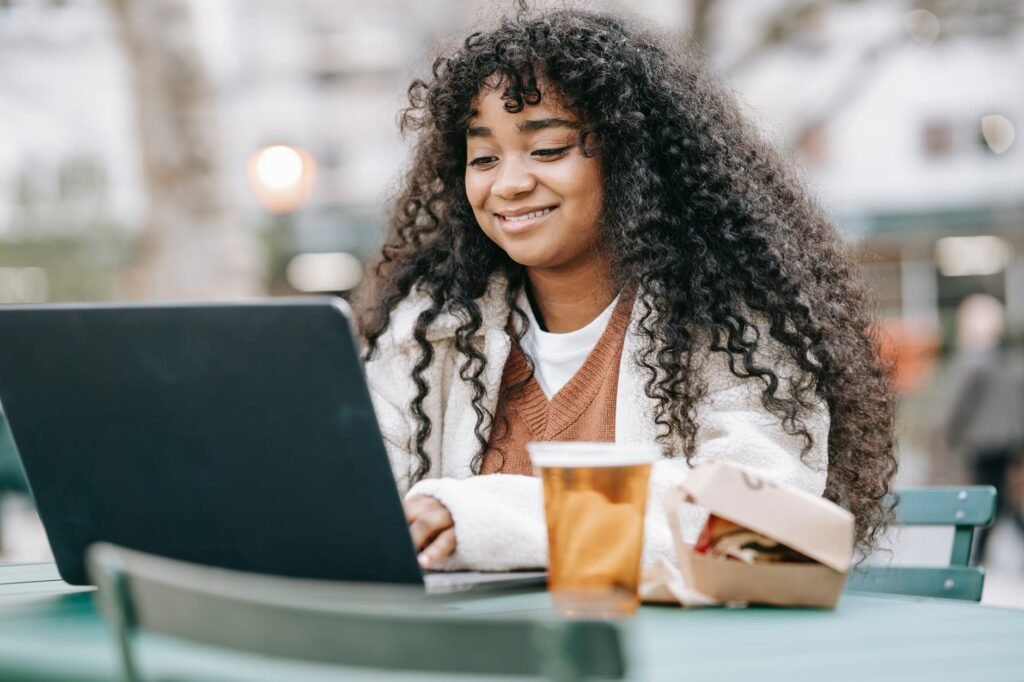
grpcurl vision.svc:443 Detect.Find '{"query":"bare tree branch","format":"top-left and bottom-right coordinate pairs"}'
top-left (792, 31), bottom-right (907, 145)
top-left (689, 0), bottom-right (717, 50)
top-left (722, 0), bottom-right (831, 78)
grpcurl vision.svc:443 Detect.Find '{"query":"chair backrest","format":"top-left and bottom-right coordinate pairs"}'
top-left (87, 543), bottom-right (626, 682)
top-left (845, 486), bottom-right (997, 601)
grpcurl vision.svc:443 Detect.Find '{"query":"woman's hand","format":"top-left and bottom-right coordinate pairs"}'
top-left (403, 494), bottom-right (456, 569)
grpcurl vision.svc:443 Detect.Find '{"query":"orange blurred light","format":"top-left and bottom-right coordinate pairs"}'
top-left (877, 317), bottom-right (941, 394)
top-left (245, 144), bottom-right (317, 214)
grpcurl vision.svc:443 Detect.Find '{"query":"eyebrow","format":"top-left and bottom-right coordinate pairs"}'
top-left (466, 118), bottom-right (581, 138)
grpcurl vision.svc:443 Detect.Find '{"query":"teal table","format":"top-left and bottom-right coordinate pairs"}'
top-left (0, 567), bottom-right (1023, 681)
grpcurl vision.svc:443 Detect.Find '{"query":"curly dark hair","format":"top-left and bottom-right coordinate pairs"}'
top-left (357, 8), bottom-right (897, 556)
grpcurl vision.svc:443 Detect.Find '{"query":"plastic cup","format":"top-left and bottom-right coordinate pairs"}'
top-left (527, 441), bottom-right (660, 617)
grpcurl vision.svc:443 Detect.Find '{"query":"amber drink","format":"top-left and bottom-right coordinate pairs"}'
top-left (527, 442), bottom-right (660, 617)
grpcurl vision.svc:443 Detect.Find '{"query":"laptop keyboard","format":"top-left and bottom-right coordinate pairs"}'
top-left (423, 571), bottom-right (547, 594)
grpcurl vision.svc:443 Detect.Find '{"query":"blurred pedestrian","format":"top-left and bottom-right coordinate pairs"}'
top-left (941, 294), bottom-right (1024, 564)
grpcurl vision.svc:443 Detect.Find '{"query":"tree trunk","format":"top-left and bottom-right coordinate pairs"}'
top-left (689, 0), bottom-right (717, 51)
top-left (110, 0), bottom-right (264, 300)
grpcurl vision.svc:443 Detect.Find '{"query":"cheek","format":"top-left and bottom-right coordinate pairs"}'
top-left (464, 174), bottom-right (496, 239)
top-left (552, 157), bottom-right (601, 201)
top-left (464, 173), bottom-right (489, 211)
top-left (568, 163), bottom-right (604, 222)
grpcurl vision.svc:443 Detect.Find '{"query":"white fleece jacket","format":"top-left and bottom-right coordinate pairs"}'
top-left (365, 277), bottom-right (829, 571)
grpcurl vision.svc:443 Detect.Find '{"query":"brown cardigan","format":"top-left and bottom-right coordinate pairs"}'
top-left (480, 290), bottom-right (635, 475)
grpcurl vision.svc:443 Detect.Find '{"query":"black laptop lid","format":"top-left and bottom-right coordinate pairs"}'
top-left (0, 298), bottom-right (422, 586)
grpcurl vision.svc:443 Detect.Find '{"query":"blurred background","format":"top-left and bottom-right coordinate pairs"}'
top-left (0, 0), bottom-right (1021, 599)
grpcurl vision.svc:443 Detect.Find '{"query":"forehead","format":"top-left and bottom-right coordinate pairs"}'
top-left (467, 80), bottom-right (576, 125)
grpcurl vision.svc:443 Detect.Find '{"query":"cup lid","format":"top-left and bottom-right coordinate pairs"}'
top-left (526, 441), bottom-right (662, 468)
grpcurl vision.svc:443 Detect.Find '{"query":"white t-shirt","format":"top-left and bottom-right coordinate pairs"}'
top-left (519, 291), bottom-right (620, 400)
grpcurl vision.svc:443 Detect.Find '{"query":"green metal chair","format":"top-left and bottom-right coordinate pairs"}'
top-left (87, 543), bottom-right (626, 682)
top-left (845, 486), bottom-right (997, 601)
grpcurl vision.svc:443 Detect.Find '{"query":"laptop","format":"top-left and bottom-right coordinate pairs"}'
top-left (0, 298), bottom-right (544, 593)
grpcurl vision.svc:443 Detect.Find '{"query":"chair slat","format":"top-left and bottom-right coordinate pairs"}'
top-left (129, 577), bottom-right (623, 677)
top-left (846, 565), bottom-right (985, 602)
top-left (890, 486), bottom-right (997, 527)
top-left (844, 485), bottom-right (996, 602)
top-left (88, 543), bottom-right (626, 681)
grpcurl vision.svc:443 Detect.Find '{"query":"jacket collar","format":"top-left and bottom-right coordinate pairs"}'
top-left (384, 274), bottom-right (512, 346)
top-left (382, 274), bottom-right (654, 353)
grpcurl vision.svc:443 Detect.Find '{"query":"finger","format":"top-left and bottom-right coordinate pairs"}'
top-left (418, 527), bottom-right (457, 569)
top-left (403, 495), bottom-right (431, 523)
top-left (409, 515), bottom-right (438, 551)
top-left (408, 505), bottom-right (454, 550)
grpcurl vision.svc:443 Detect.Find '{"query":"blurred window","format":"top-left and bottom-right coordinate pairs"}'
top-left (972, 0), bottom-right (1021, 39)
top-left (923, 115), bottom-right (1016, 159)
top-left (923, 120), bottom-right (954, 159)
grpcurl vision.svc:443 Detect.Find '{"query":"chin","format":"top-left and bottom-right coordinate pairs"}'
top-left (500, 247), bottom-right (555, 269)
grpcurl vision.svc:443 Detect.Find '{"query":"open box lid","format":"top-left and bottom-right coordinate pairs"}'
top-left (679, 460), bottom-right (855, 573)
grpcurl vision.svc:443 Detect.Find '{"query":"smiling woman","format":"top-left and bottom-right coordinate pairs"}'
top-left (465, 84), bottom-right (610, 332)
top-left (355, 8), bottom-right (897, 573)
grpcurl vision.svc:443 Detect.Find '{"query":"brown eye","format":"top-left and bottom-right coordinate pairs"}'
top-left (468, 156), bottom-right (498, 168)
top-left (532, 146), bottom-right (571, 159)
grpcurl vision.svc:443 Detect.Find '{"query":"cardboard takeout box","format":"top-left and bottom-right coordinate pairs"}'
top-left (668, 460), bottom-right (855, 608)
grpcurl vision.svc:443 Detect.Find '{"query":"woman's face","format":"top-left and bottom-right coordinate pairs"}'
top-left (464, 84), bottom-right (604, 272)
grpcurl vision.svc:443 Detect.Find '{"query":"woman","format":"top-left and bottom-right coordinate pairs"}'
top-left (357, 8), bottom-right (896, 572)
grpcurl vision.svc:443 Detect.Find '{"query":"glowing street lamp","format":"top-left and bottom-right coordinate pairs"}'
top-left (245, 144), bottom-right (317, 213)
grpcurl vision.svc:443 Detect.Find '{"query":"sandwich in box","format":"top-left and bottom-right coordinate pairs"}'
top-left (664, 459), bottom-right (855, 608)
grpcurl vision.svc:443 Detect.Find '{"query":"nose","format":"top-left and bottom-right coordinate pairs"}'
top-left (490, 155), bottom-right (536, 200)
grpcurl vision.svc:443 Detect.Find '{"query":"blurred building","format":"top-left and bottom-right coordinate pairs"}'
top-left (723, 1), bottom-right (1023, 352)
top-left (0, 0), bottom-right (1020, 318)
top-left (711, 0), bottom-right (1022, 487)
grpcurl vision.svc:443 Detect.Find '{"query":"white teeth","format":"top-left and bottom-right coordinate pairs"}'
top-left (502, 208), bottom-right (553, 222)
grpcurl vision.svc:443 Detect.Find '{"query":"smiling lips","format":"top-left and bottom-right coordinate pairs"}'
top-left (495, 206), bottom-right (557, 232)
